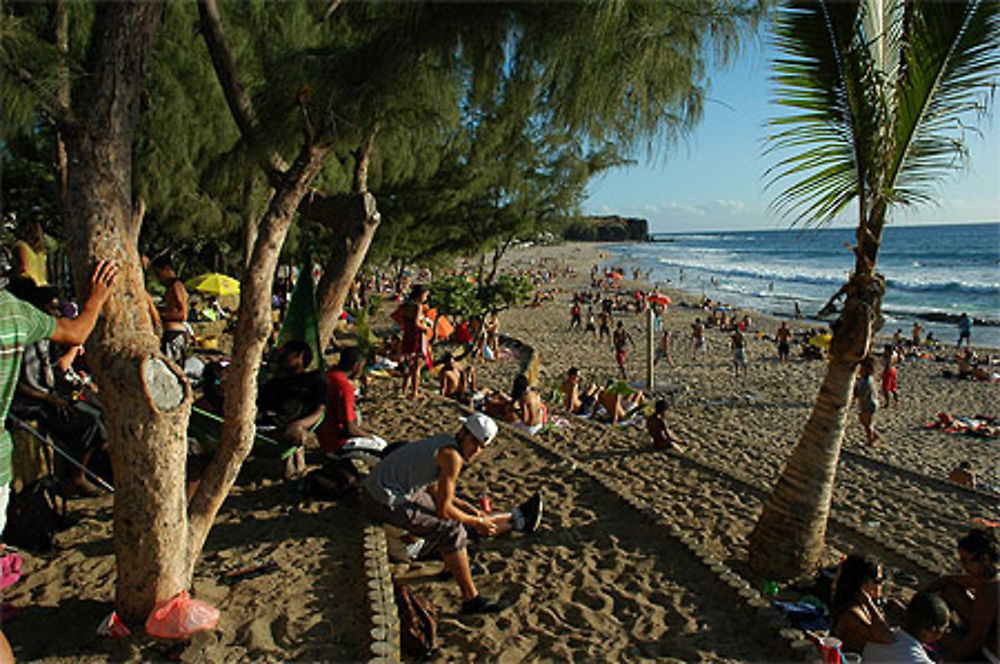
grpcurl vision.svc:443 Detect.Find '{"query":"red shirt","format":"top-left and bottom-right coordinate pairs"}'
top-left (317, 369), bottom-right (355, 455)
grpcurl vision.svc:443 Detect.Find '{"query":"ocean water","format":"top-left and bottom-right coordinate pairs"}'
top-left (604, 222), bottom-right (1000, 348)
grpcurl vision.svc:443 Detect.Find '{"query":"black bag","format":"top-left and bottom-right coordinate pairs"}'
top-left (395, 583), bottom-right (439, 660)
top-left (4, 477), bottom-right (67, 551)
top-left (301, 458), bottom-right (358, 501)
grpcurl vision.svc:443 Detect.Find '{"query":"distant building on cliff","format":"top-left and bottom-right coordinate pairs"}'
top-left (562, 215), bottom-right (649, 242)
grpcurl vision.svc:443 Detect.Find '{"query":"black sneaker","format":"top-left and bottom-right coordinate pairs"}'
top-left (515, 493), bottom-right (543, 533)
top-left (461, 595), bottom-right (510, 615)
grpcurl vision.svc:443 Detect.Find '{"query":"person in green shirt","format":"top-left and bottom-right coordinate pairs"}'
top-left (0, 260), bottom-right (116, 661)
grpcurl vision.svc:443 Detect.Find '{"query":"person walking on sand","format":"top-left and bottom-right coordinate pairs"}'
top-left (730, 327), bottom-right (748, 379)
top-left (656, 328), bottom-right (675, 368)
top-left (584, 306), bottom-right (597, 338)
top-left (880, 344), bottom-right (899, 407)
top-left (569, 300), bottom-right (582, 331)
top-left (911, 321), bottom-right (923, 349)
top-left (691, 318), bottom-right (707, 359)
top-left (776, 321), bottom-right (792, 363)
top-left (597, 308), bottom-right (611, 343)
top-left (957, 313), bottom-right (972, 349)
top-left (854, 356), bottom-right (880, 445)
top-left (361, 413), bottom-right (543, 616)
top-left (613, 320), bottom-right (633, 380)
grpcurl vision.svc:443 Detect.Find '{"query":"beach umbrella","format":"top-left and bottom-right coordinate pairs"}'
top-left (648, 293), bottom-right (672, 306)
top-left (186, 273), bottom-right (240, 297)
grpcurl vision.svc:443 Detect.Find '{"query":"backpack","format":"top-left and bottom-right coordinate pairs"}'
top-left (395, 583), bottom-right (438, 660)
top-left (4, 477), bottom-right (67, 551)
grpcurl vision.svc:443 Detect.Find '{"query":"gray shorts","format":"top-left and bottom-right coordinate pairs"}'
top-left (361, 486), bottom-right (468, 556)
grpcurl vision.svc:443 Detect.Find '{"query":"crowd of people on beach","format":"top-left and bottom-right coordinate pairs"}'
top-left (0, 227), bottom-right (997, 661)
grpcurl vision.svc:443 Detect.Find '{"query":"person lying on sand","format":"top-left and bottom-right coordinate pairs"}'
top-left (593, 380), bottom-right (645, 426)
top-left (921, 528), bottom-right (999, 662)
top-left (360, 413), bottom-right (542, 616)
top-left (947, 461), bottom-right (977, 489)
top-left (646, 400), bottom-right (685, 452)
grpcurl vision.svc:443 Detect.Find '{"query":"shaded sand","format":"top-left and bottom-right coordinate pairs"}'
top-left (4, 241), bottom-right (997, 661)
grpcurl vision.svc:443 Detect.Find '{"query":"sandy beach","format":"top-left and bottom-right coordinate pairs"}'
top-left (3, 241), bottom-right (997, 662)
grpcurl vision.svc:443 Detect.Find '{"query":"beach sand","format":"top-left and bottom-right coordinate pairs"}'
top-left (4, 241), bottom-right (997, 661)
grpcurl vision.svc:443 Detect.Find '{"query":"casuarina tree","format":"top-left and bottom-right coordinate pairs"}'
top-left (748, 0), bottom-right (999, 579)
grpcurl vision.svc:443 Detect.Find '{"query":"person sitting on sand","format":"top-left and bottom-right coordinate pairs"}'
top-left (316, 347), bottom-right (387, 462)
top-left (560, 367), bottom-right (600, 416)
top-left (830, 554), bottom-right (894, 653)
top-left (593, 380), bottom-right (645, 426)
top-left (854, 357), bottom-right (880, 445)
top-left (258, 340), bottom-right (327, 478)
top-left (862, 593), bottom-right (950, 663)
top-left (509, 374), bottom-right (546, 435)
top-left (947, 461), bottom-right (977, 489)
top-left (438, 352), bottom-right (477, 403)
top-left (646, 400), bottom-right (684, 452)
top-left (360, 413), bottom-right (543, 616)
top-left (921, 528), bottom-right (999, 662)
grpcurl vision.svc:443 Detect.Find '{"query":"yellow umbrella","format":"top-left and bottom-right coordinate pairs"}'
top-left (186, 273), bottom-right (241, 297)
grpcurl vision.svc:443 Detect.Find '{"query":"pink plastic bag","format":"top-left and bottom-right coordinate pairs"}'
top-left (0, 553), bottom-right (23, 590)
top-left (145, 590), bottom-right (220, 640)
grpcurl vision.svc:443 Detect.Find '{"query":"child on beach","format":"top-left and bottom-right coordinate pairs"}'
top-left (646, 400), bottom-right (685, 451)
top-left (881, 344), bottom-right (899, 407)
top-left (854, 357), bottom-right (880, 445)
top-left (691, 318), bottom-right (707, 358)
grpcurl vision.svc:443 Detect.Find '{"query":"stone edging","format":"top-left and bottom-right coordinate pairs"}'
top-left (363, 525), bottom-right (401, 663)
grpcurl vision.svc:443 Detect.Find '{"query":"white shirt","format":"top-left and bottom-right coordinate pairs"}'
top-left (862, 628), bottom-right (933, 663)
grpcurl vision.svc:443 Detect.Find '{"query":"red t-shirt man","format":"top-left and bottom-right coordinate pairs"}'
top-left (316, 347), bottom-right (386, 459)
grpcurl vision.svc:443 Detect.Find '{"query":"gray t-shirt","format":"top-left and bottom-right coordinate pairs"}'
top-left (862, 628), bottom-right (932, 663)
top-left (364, 433), bottom-right (458, 507)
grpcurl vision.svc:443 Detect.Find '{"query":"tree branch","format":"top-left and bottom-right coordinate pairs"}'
top-left (198, 0), bottom-right (287, 182)
top-left (318, 0), bottom-right (343, 24)
top-left (3, 61), bottom-right (75, 129)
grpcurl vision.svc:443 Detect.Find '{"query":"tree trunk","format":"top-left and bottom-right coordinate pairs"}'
top-left (303, 192), bottom-right (381, 348)
top-left (748, 229), bottom-right (885, 579)
top-left (240, 175), bottom-right (260, 274)
top-left (187, 142), bottom-right (333, 560)
top-left (62, 1), bottom-right (181, 624)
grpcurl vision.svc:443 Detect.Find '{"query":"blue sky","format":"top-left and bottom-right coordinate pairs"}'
top-left (583, 41), bottom-right (1000, 234)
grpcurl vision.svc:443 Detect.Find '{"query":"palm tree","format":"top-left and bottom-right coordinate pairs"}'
top-left (748, 0), bottom-right (999, 579)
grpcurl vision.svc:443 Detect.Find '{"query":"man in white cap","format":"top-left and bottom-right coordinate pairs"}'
top-left (361, 412), bottom-right (542, 615)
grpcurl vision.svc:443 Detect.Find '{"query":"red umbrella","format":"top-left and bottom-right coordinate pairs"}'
top-left (648, 293), bottom-right (672, 305)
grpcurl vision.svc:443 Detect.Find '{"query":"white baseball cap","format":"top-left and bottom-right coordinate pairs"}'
top-left (461, 413), bottom-right (498, 446)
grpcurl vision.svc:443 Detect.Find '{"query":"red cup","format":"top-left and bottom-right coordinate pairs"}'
top-left (819, 636), bottom-right (842, 664)
top-left (479, 496), bottom-right (492, 513)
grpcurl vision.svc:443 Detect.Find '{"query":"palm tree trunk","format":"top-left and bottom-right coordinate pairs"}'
top-left (748, 237), bottom-right (885, 579)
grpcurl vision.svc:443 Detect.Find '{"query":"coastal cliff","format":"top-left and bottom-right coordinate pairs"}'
top-left (563, 215), bottom-right (648, 242)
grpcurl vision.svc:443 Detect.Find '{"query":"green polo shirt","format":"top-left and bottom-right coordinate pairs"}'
top-left (0, 290), bottom-right (56, 485)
